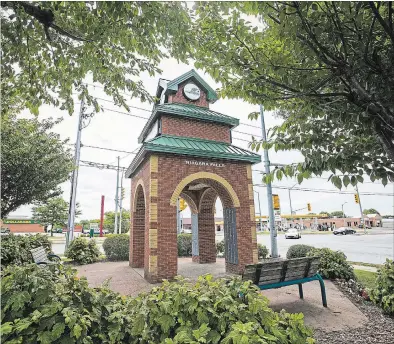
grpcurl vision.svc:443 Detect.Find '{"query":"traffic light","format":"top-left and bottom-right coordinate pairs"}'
top-left (179, 198), bottom-right (187, 211)
top-left (307, 203), bottom-right (311, 212)
top-left (273, 194), bottom-right (280, 210)
top-left (354, 194), bottom-right (359, 204)
top-left (120, 187), bottom-right (125, 200)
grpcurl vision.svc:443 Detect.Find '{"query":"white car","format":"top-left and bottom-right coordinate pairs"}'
top-left (285, 228), bottom-right (301, 239)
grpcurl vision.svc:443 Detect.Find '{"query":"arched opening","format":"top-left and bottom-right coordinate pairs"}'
top-left (130, 183), bottom-right (146, 269)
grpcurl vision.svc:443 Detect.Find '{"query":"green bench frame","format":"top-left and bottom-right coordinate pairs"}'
top-left (243, 256), bottom-right (327, 307)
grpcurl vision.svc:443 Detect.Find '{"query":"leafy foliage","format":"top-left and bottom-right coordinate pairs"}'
top-left (308, 248), bottom-right (355, 281)
top-left (1, 1), bottom-right (193, 115)
top-left (65, 237), bottom-right (100, 265)
top-left (258, 244), bottom-right (269, 259)
top-left (1, 265), bottom-right (315, 343)
top-left (193, 2), bottom-right (394, 186)
top-left (370, 259), bottom-right (394, 315)
top-left (330, 211), bottom-right (345, 218)
top-left (102, 234), bottom-right (129, 261)
top-left (0, 234), bottom-right (52, 268)
top-left (177, 234), bottom-right (193, 257)
top-left (1, 114), bottom-right (74, 217)
top-left (216, 240), bottom-right (225, 256)
top-left (286, 244), bottom-right (314, 259)
top-left (32, 197), bottom-right (81, 236)
top-left (363, 208), bottom-right (381, 215)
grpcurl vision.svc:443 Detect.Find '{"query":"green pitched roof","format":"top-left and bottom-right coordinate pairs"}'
top-left (138, 103), bottom-right (240, 143)
top-left (166, 69), bottom-right (218, 102)
top-left (126, 135), bottom-right (261, 177)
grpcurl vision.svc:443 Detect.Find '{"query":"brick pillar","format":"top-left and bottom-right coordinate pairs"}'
top-left (195, 188), bottom-right (216, 264)
top-left (130, 185), bottom-right (145, 268)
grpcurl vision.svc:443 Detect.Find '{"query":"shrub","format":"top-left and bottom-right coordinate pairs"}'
top-left (307, 248), bottom-right (355, 281)
top-left (103, 234), bottom-right (129, 260)
top-left (0, 234), bottom-right (52, 267)
top-left (1, 264), bottom-right (315, 343)
top-left (287, 244), bottom-right (314, 259)
top-left (370, 259), bottom-right (394, 315)
top-left (177, 234), bottom-right (192, 256)
top-left (258, 243), bottom-right (269, 259)
top-left (216, 240), bottom-right (225, 255)
top-left (65, 237), bottom-right (101, 264)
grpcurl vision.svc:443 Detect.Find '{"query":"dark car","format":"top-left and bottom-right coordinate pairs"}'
top-left (333, 227), bottom-right (356, 235)
top-left (358, 224), bottom-right (372, 229)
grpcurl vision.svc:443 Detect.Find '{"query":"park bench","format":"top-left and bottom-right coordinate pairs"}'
top-left (243, 256), bottom-right (327, 307)
top-left (30, 247), bottom-right (61, 266)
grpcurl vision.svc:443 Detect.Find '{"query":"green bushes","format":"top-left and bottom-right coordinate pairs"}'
top-left (307, 248), bottom-right (355, 281)
top-left (103, 234), bottom-right (129, 260)
top-left (216, 240), bottom-right (225, 255)
top-left (286, 244), bottom-right (314, 259)
top-left (65, 237), bottom-right (101, 264)
top-left (1, 264), bottom-right (315, 343)
top-left (258, 243), bottom-right (269, 259)
top-left (0, 234), bottom-right (51, 267)
top-left (177, 234), bottom-right (192, 256)
top-left (370, 259), bottom-right (394, 315)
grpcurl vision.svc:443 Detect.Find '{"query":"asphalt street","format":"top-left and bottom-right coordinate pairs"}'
top-left (256, 233), bottom-right (394, 264)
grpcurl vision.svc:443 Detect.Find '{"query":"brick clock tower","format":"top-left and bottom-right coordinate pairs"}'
top-left (126, 70), bottom-right (261, 283)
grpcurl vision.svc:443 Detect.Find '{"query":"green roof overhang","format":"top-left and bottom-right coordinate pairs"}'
top-left (138, 103), bottom-right (239, 143)
top-left (126, 135), bottom-right (261, 178)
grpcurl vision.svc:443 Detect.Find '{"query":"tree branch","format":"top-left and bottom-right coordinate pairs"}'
top-left (369, 1), bottom-right (394, 45)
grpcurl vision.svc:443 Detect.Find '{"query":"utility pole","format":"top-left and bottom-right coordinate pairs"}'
top-left (260, 105), bottom-right (278, 257)
top-left (254, 190), bottom-right (263, 231)
top-left (355, 185), bottom-right (366, 234)
top-left (66, 98), bottom-right (85, 249)
top-left (119, 170), bottom-right (124, 234)
top-left (341, 202), bottom-right (348, 227)
top-left (114, 156), bottom-right (120, 234)
top-left (99, 195), bottom-right (105, 237)
top-left (176, 198), bottom-right (181, 234)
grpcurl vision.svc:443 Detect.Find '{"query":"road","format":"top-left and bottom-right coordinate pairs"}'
top-left (51, 232), bottom-right (394, 265)
top-left (256, 233), bottom-right (394, 264)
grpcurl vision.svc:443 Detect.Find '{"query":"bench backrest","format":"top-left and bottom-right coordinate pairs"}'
top-left (243, 256), bottom-right (320, 286)
top-left (30, 247), bottom-right (49, 264)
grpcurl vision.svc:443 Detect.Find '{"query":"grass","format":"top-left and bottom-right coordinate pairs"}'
top-left (349, 261), bottom-right (383, 269)
top-left (354, 269), bottom-right (377, 289)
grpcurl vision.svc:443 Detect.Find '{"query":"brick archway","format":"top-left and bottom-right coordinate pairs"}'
top-left (130, 183), bottom-right (146, 270)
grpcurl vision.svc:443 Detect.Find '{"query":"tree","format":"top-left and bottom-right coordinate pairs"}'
top-left (193, 2), bottom-right (394, 187)
top-left (363, 208), bottom-right (381, 215)
top-left (103, 210), bottom-right (131, 234)
top-left (330, 211), bottom-right (345, 218)
top-left (1, 1), bottom-right (193, 115)
top-left (32, 197), bottom-right (81, 236)
top-left (1, 114), bottom-right (74, 217)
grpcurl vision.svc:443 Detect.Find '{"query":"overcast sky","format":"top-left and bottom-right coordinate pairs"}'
top-left (10, 58), bottom-right (394, 221)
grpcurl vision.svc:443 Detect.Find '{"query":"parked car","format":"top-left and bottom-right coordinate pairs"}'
top-left (181, 228), bottom-right (192, 234)
top-left (1, 227), bottom-right (10, 235)
top-left (333, 227), bottom-right (356, 235)
top-left (93, 228), bottom-right (109, 235)
top-left (358, 224), bottom-right (372, 229)
top-left (285, 228), bottom-right (301, 239)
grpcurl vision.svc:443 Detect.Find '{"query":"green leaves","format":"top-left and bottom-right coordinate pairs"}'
top-left (369, 259), bottom-right (394, 315)
top-left (65, 238), bottom-right (101, 265)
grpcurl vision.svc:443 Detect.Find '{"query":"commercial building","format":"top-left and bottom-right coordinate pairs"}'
top-left (1, 217), bottom-right (45, 233)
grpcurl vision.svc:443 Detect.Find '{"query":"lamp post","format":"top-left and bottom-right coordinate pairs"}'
top-left (288, 183), bottom-right (297, 228)
top-left (341, 202), bottom-right (348, 227)
top-left (254, 190), bottom-right (263, 231)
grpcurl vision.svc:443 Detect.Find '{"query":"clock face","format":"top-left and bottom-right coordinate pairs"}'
top-left (183, 83), bottom-right (201, 101)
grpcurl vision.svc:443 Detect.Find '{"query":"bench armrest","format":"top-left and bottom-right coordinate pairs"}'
top-left (48, 254), bottom-right (61, 261)
top-left (36, 262), bottom-right (48, 265)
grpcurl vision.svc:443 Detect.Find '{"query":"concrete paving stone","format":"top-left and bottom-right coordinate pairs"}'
top-left (76, 258), bottom-right (368, 331)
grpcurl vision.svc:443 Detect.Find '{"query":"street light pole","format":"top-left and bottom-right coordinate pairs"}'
top-left (341, 202), bottom-right (348, 227)
top-left (254, 190), bottom-right (263, 231)
top-left (355, 184), bottom-right (366, 234)
top-left (259, 105), bottom-right (278, 257)
top-left (287, 183), bottom-right (297, 227)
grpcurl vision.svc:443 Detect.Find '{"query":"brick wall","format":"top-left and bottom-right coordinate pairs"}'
top-left (161, 115), bottom-right (231, 143)
top-left (3, 223), bottom-right (45, 233)
top-left (168, 81), bottom-right (209, 108)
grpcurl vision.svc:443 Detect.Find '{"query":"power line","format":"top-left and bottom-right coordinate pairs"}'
top-left (253, 183), bottom-right (394, 196)
top-left (81, 144), bottom-right (138, 155)
top-left (79, 160), bottom-right (127, 170)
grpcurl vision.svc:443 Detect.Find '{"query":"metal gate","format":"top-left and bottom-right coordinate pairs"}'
top-left (223, 208), bottom-right (238, 264)
top-left (191, 213), bottom-right (199, 256)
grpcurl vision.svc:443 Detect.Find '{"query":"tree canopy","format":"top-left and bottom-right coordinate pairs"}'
top-left (80, 210), bottom-right (130, 234)
top-left (1, 1), bottom-right (192, 115)
top-left (32, 197), bottom-right (81, 234)
top-left (363, 208), bottom-right (380, 215)
top-left (193, 1), bottom-right (394, 187)
top-left (1, 114), bottom-right (74, 217)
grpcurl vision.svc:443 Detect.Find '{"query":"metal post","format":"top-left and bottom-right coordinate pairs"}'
top-left (119, 170), bottom-right (124, 234)
top-left (254, 190), bottom-right (263, 231)
top-left (260, 105), bottom-right (278, 257)
top-left (66, 98), bottom-right (84, 249)
top-left (341, 202), bottom-right (347, 227)
top-left (288, 188), bottom-right (293, 217)
top-left (99, 195), bottom-right (105, 237)
top-left (114, 156), bottom-right (120, 234)
top-left (355, 185), bottom-right (366, 234)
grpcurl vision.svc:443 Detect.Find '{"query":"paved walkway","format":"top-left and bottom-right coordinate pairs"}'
top-left (76, 258), bottom-right (367, 332)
